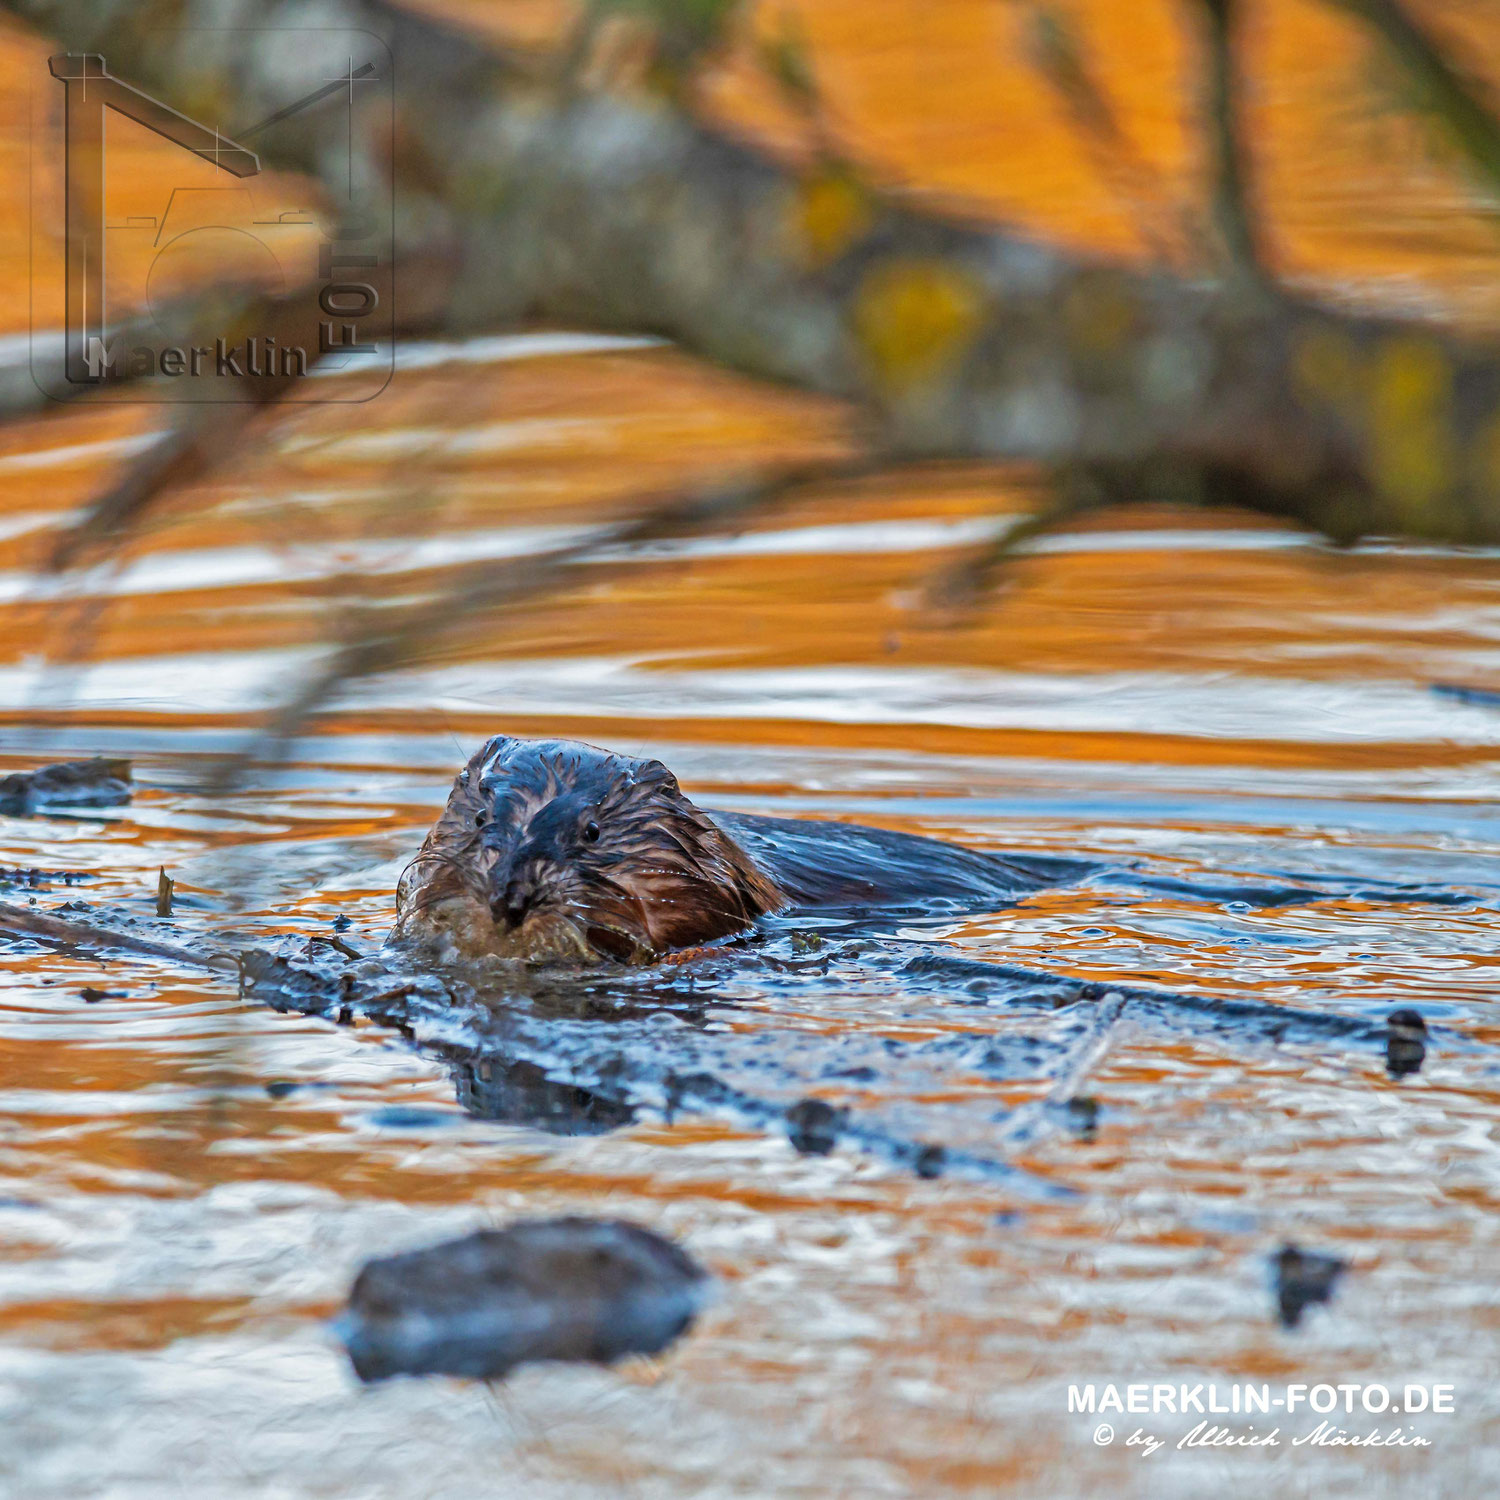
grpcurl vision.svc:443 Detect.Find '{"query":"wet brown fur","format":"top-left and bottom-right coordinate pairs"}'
top-left (389, 736), bottom-right (786, 964)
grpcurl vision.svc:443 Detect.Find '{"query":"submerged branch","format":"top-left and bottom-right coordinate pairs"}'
top-left (0, 895), bottom-right (1447, 1186)
top-left (0, 899), bottom-right (234, 970)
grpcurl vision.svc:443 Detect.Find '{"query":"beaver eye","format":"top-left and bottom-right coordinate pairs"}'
top-left (583, 820), bottom-right (600, 843)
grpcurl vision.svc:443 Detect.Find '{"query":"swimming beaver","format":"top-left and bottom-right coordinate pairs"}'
top-left (389, 735), bottom-right (1082, 964)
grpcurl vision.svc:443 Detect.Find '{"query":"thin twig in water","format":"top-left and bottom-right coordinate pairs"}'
top-left (1025, 5), bottom-right (1199, 265)
top-left (996, 990), bottom-right (1129, 1149)
top-left (228, 454), bottom-right (904, 781)
top-left (926, 460), bottom-right (1131, 609)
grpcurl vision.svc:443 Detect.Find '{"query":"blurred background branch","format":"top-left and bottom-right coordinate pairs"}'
top-left (1198, 0), bottom-right (1274, 293)
top-left (1328, 0), bottom-right (1500, 191)
top-left (1023, 4), bottom-right (1199, 266)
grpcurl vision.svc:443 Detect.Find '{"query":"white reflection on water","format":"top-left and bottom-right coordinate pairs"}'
top-left (0, 433), bottom-right (159, 474)
top-left (0, 518), bottom-right (1326, 604)
top-left (8, 647), bottom-right (1500, 752)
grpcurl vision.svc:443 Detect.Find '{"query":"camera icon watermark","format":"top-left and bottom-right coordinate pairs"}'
top-left (29, 30), bottom-right (393, 403)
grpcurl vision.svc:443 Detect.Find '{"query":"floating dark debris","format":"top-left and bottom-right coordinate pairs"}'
top-left (77, 987), bottom-right (125, 1004)
top-left (336, 1217), bottom-right (710, 1383)
top-left (785, 1097), bottom-right (847, 1155)
top-left (1060, 1095), bottom-right (1101, 1139)
top-left (364, 1106), bottom-right (458, 1130)
top-left (307, 933), bottom-right (362, 963)
top-left (1386, 1009), bottom-right (1428, 1079)
top-left (1272, 1243), bottom-right (1347, 1329)
top-left (0, 868), bottom-right (91, 888)
top-left (0, 759), bottom-right (133, 817)
top-left (1431, 682), bottom-right (1500, 710)
top-left (914, 1144), bottom-right (946, 1179)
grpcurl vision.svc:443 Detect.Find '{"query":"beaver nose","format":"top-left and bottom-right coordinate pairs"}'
top-left (501, 877), bottom-right (533, 929)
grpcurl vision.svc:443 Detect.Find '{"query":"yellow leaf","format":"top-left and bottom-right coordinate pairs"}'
top-left (852, 259), bottom-right (984, 390)
top-left (1370, 335), bottom-right (1455, 526)
top-left (792, 170), bottom-right (873, 268)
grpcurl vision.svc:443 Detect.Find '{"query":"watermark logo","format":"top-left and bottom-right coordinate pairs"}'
top-left (30, 31), bottom-right (393, 403)
top-left (1069, 1381), bottom-right (1456, 1459)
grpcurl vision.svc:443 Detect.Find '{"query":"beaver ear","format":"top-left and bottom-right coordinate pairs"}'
top-left (635, 758), bottom-right (681, 796)
top-left (452, 736), bottom-right (512, 797)
top-left (471, 735), bottom-right (518, 773)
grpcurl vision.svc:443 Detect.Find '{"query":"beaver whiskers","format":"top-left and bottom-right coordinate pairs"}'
top-left (395, 849), bottom-right (488, 915)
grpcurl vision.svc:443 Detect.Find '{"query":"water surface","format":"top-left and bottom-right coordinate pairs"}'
top-left (1, 3), bottom-right (1499, 1495)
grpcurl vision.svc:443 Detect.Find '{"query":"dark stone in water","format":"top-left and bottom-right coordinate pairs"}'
top-left (1061, 1095), bottom-right (1100, 1139)
top-left (1385, 1009), bottom-right (1427, 1079)
top-left (914, 1144), bottom-right (946, 1179)
top-left (785, 1097), bottom-right (846, 1155)
top-left (0, 759), bottom-right (132, 817)
top-left (1272, 1243), bottom-right (1346, 1329)
top-left (823, 1065), bottom-right (877, 1083)
top-left (337, 1218), bottom-right (709, 1383)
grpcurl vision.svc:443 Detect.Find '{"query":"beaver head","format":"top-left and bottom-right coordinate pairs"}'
top-left (389, 736), bottom-right (786, 964)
